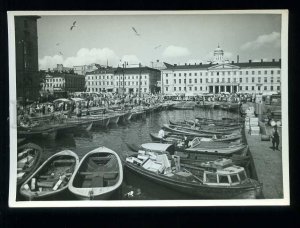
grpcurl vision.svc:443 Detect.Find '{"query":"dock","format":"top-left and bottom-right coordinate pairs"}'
top-left (245, 125), bottom-right (283, 199)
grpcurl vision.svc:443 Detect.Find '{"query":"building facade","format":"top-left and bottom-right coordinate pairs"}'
top-left (15, 16), bottom-right (41, 100)
top-left (41, 72), bottom-right (85, 94)
top-left (73, 63), bottom-right (100, 75)
top-left (161, 46), bottom-right (281, 96)
top-left (85, 66), bottom-right (161, 94)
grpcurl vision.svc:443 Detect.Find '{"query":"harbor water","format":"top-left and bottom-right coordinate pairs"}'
top-left (17, 108), bottom-right (244, 201)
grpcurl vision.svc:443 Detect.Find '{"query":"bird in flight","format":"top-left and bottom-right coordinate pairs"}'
top-left (70, 21), bottom-right (77, 30)
top-left (59, 51), bottom-right (63, 56)
top-left (132, 27), bottom-right (140, 36)
top-left (154, 45), bottom-right (162, 49)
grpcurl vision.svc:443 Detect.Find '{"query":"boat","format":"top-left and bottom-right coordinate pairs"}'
top-left (163, 124), bottom-right (230, 136)
top-left (86, 114), bottom-right (110, 127)
top-left (68, 146), bottom-right (123, 200)
top-left (17, 138), bottom-right (27, 146)
top-left (126, 143), bottom-right (249, 167)
top-left (17, 143), bottom-right (43, 187)
top-left (183, 120), bottom-right (242, 132)
top-left (19, 150), bottom-right (79, 200)
top-left (18, 125), bottom-right (58, 139)
top-left (123, 151), bottom-right (262, 199)
top-left (108, 114), bottom-right (120, 125)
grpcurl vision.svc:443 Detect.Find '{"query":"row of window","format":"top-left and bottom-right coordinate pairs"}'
top-left (165, 70), bottom-right (281, 77)
top-left (87, 81), bottom-right (148, 86)
top-left (46, 78), bottom-right (63, 82)
top-left (164, 85), bottom-right (281, 92)
top-left (165, 77), bottom-right (280, 84)
top-left (87, 87), bottom-right (148, 93)
top-left (86, 75), bottom-right (148, 80)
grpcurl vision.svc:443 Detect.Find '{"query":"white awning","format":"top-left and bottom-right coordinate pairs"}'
top-left (141, 143), bottom-right (173, 152)
top-left (53, 98), bottom-right (71, 103)
top-left (70, 97), bottom-right (85, 102)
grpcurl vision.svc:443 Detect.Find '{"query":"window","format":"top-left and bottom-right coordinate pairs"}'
top-left (271, 77), bottom-right (274, 83)
top-left (227, 78), bottom-right (230, 83)
top-left (184, 73), bottom-right (186, 76)
top-left (239, 78), bottom-right (242, 83)
top-left (174, 87), bottom-right (176, 91)
top-left (246, 78), bottom-right (248, 83)
top-left (233, 72), bottom-right (236, 75)
top-left (166, 79), bottom-right (168, 84)
top-left (252, 77), bottom-right (255, 83)
top-left (217, 72), bottom-right (219, 76)
top-left (252, 86), bottom-right (255, 90)
top-left (184, 79), bottom-right (186, 83)
top-left (179, 87), bottom-right (181, 91)
top-left (173, 73), bottom-right (175, 76)
top-left (277, 77), bottom-right (280, 82)
top-left (222, 72), bottom-right (225, 76)
top-left (189, 79), bottom-right (192, 83)
top-left (228, 71), bottom-right (231, 75)
top-left (200, 87), bottom-right (202, 91)
top-left (166, 87), bottom-right (168, 91)
top-left (271, 70), bottom-right (274, 75)
top-left (145, 75), bottom-right (147, 79)
top-left (277, 70), bottom-right (280, 74)
top-left (179, 73), bottom-right (181, 76)
top-left (200, 79), bottom-right (202, 83)
top-left (179, 79), bottom-right (181, 83)
top-left (166, 73), bottom-right (168, 77)
top-left (246, 71), bottom-right (248, 75)
top-left (264, 86), bottom-right (267, 90)
top-left (205, 72), bottom-right (208, 76)
top-left (111, 82), bottom-right (113, 85)
top-left (265, 70), bottom-right (268, 74)
top-left (271, 86), bottom-right (274, 91)
top-left (245, 86), bottom-right (248, 90)
top-left (206, 78), bottom-right (208, 83)
top-left (174, 79), bottom-right (176, 84)
top-left (230, 174), bottom-right (239, 184)
top-left (144, 88), bottom-right (147, 92)
top-left (218, 175), bottom-right (229, 184)
top-left (221, 78), bottom-right (224, 83)
top-left (211, 72), bottom-right (213, 76)
top-left (239, 171), bottom-right (247, 181)
top-left (189, 87), bottom-right (192, 91)
top-left (205, 173), bottom-right (218, 184)
top-left (194, 73), bottom-right (197, 76)
top-left (277, 86), bottom-right (280, 91)
top-left (258, 77), bottom-right (261, 83)
top-left (200, 72), bottom-right (202, 76)
top-left (194, 86), bottom-right (197, 91)
top-left (194, 79), bottom-right (197, 83)
top-left (217, 78), bottom-right (219, 83)
top-left (239, 86), bottom-right (242, 90)
top-left (184, 87), bottom-right (186, 91)
top-left (210, 78), bottom-right (213, 83)
top-left (252, 71), bottom-right (255, 75)
top-left (189, 73), bottom-right (192, 76)
top-left (240, 71), bottom-right (242, 75)
top-left (264, 77), bottom-right (267, 83)
top-left (258, 86), bottom-right (261, 91)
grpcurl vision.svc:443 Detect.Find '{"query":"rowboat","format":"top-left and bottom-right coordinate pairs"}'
top-left (126, 143), bottom-right (250, 167)
top-left (68, 146), bottom-right (123, 200)
top-left (17, 143), bottom-right (42, 188)
top-left (19, 150), bottom-right (79, 200)
top-left (183, 120), bottom-right (242, 132)
top-left (124, 151), bottom-right (262, 199)
top-left (163, 124), bottom-right (230, 136)
top-left (150, 132), bottom-right (241, 143)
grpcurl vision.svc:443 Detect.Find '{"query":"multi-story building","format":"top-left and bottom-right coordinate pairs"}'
top-left (85, 66), bottom-right (161, 94)
top-left (41, 72), bottom-right (85, 94)
top-left (161, 45), bottom-right (281, 96)
top-left (53, 64), bottom-right (74, 73)
top-left (15, 16), bottom-right (41, 100)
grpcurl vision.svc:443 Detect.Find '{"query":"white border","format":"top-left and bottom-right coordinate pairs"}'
top-left (8, 10), bottom-right (289, 207)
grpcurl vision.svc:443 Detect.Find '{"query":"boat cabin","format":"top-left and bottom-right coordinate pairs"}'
top-left (203, 165), bottom-right (247, 186)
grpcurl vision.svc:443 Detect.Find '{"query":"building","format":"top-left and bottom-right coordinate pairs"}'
top-left (73, 63), bottom-right (100, 75)
top-left (15, 16), bottom-right (41, 101)
top-left (53, 64), bottom-right (74, 73)
top-left (85, 66), bottom-right (161, 94)
top-left (161, 45), bottom-right (281, 96)
top-left (85, 67), bottom-right (116, 93)
top-left (41, 72), bottom-right (85, 94)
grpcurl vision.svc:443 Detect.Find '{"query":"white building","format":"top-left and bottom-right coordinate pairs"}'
top-left (161, 45), bottom-right (281, 96)
top-left (73, 63), bottom-right (100, 75)
top-left (85, 66), bottom-right (161, 94)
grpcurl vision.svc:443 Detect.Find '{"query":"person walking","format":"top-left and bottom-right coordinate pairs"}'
top-left (271, 125), bottom-right (280, 151)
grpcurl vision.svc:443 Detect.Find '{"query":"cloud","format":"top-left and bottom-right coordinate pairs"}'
top-left (39, 48), bottom-right (140, 70)
top-left (162, 45), bottom-right (190, 58)
top-left (240, 32), bottom-right (281, 50)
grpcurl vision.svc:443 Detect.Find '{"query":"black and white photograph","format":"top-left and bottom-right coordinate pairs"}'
top-left (8, 10), bottom-right (289, 207)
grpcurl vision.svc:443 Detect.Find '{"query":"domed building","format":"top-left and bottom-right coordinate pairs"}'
top-left (212, 44), bottom-right (229, 64)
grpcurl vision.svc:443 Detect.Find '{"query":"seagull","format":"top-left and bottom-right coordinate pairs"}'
top-left (132, 27), bottom-right (140, 36)
top-left (70, 21), bottom-right (77, 30)
top-left (154, 45), bottom-right (162, 49)
top-left (59, 51), bottom-right (63, 56)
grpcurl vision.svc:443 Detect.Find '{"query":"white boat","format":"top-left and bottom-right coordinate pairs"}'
top-left (68, 146), bottom-right (123, 200)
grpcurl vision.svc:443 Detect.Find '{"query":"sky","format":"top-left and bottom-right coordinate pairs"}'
top-left (37, 13), bottom-right (282, 70)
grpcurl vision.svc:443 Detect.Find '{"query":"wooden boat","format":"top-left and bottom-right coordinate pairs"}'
top-left (183, 120), bottom-right (242, 132)
top-left (18, 125), bottom-right (58, 138)
top-left (163, 124), bottom-right (230, 136)
top-left (86, 114), bottom-right (110, 127)
top-left (19, 150), bottom-right (79, 200)
top-left (124, 151), bottom-right (262, 199)
top-left (68, 146), bottom-right (123, 200)
top-left (17, 143), bottom-right (42, 188)
top-left (108, 114), bottom-right (120, 125)
top-left (126, 142), bottom-right (249, 168)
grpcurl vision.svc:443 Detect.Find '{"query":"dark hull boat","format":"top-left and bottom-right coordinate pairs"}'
top-left (68, 146), bottom-right (123, 200)
top-left (163, 124), bottom-right (231, 136)
top-left (17, 143), bottom-right (43, 188)
top-left (124, 152), bottom-right (262, 199)
top-left (19, 150), bottom-right (79, 200)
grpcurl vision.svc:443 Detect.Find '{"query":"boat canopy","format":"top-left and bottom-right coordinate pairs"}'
top-left (141, 143), bottom-right (175, 153)
top-left (53, 98), bottom-right (71, 103)
top-left (70, 97), bottom-right (85, 102)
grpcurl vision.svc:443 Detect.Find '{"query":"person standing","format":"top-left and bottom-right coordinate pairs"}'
top-left (271, 125), bottom-right (280, 151)
top-left (158, 128), bottom-right (165, 142)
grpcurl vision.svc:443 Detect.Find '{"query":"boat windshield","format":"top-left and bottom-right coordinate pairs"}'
top-left (230, 174), bottom-right (240, 184)
top-left (205, 173), bottom-right (218, 184)
top-left (218, 175), bottom-right (229, 184)
top-left (238, 171), bottom-right (247, 181)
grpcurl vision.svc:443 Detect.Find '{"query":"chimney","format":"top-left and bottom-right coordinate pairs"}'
top-left (231, 61), bottom-right (234, 64)
top-left (261, 59), bottom-right (263, 63)
top-left (156, 59), bottom-right (159, 62)
top-left (237, 55), bottom-right (239, 63)
top-left (200, 63), bottom-right (202, 66)
top-left (279, 58), bottom-right (281, 63)
top-left (185, 63), bottom-right (187, 65)
top-left (272, 58), bottom-right (275, 62)
top-left (249, 60), bottom-right (252, 63)
top-left (195, 63), bottom-right (196, 65)
top-left (174, 64), bottom-right (177, 66)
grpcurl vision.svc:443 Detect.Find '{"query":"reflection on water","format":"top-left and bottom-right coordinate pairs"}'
top-left (19, 108), bottom-right (240, 200)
